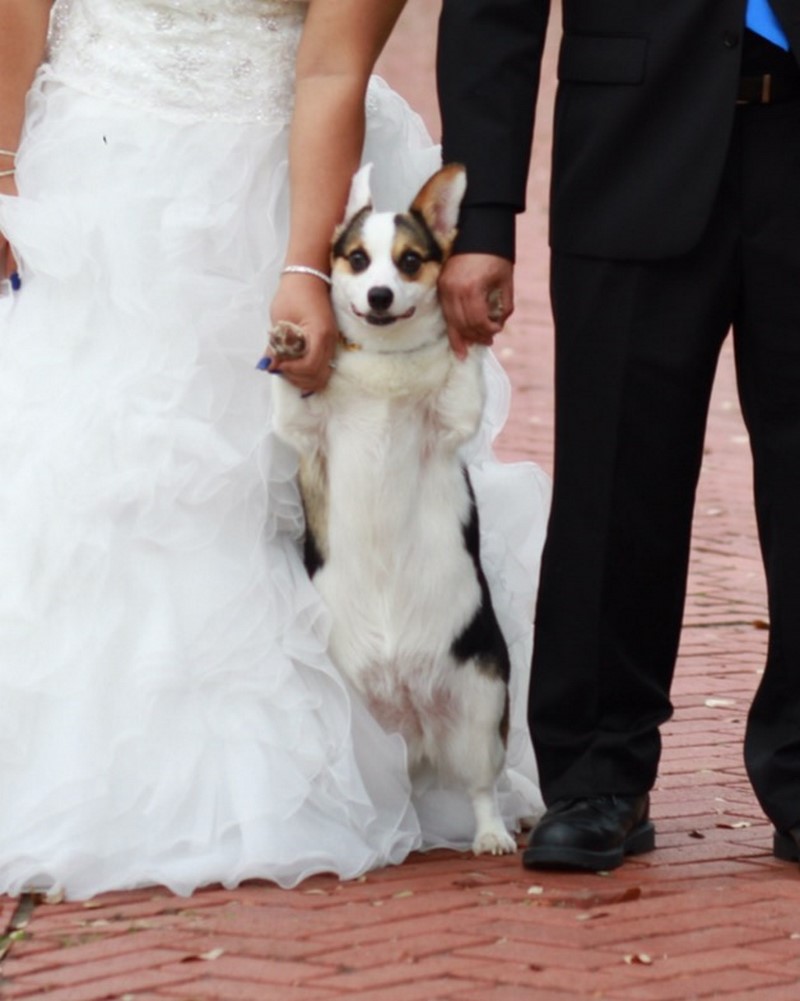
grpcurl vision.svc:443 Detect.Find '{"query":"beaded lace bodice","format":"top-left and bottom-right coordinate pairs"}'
top-left (48, 0), bottom-right (309, 123)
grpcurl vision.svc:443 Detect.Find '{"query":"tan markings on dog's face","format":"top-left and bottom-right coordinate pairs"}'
top-left (331, 205), bottom-right (447, 344)
top-left (331, 209), bottom-right (445, 284)
top-left (391, 215), bottom-right (444, 288)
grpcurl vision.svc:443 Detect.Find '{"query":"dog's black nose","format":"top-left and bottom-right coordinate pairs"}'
top-left (367, 286), bottom-right (394, 312)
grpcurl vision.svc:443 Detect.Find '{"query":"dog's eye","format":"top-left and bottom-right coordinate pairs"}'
top-left (348, 250), bottom-right (370, 273)
top-left (398, 251), bottom-right (423, 276)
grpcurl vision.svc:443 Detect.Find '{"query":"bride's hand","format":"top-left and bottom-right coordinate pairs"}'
top-left (0, 235), bottom-right (17, 289)
top-left (0, 174), bottom-right (19, 288)
top-left (265, 273), bottom-right (338, 394)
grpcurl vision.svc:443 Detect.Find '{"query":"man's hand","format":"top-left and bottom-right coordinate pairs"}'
top-left (438, 253), bottom-right (514, 358)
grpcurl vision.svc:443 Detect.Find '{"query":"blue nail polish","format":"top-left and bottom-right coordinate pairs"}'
top-left (256, 356), bottom-right (272, 371)
top-left (9, 272), bottom-right (21, 291)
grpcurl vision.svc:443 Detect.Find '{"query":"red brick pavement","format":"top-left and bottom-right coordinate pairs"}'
top-left (3, 3), bottom-right (799, 999)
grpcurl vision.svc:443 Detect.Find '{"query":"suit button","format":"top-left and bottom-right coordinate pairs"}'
top-left (722, 30), bottom-right (740, 48)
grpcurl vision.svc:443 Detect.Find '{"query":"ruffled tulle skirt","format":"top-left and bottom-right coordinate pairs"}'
top-left (0, 70), bottom-right (549, 899)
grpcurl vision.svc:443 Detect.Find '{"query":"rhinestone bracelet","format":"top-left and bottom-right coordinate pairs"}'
top-left (281, 265), bottom-right (332, 286)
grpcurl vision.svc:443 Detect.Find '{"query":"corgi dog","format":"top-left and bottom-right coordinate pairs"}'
top-left (272, 163), bottom-right (516, 855)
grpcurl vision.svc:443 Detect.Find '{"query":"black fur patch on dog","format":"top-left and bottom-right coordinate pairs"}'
top-left (332, 207), bottom-right (372, 261)
top-left (302, 516), bottom-right (324, 578)
top-left (450, 468), bottom-right (511, 685)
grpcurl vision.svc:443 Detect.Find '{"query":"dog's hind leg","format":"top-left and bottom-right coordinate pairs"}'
top-left (443, 667), bottom-right (517, 856)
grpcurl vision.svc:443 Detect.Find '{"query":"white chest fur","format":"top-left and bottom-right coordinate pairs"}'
top-left (274, 342), bottom-right (484, 678)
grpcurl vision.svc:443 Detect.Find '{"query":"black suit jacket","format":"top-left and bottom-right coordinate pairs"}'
top-left (438, 0), bottom-right (800, 262)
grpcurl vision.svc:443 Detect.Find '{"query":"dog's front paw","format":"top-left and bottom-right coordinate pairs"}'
top-left (269, 320), bottom-right (307, 361)
top-left (473, 825), bottom-right (517, 857)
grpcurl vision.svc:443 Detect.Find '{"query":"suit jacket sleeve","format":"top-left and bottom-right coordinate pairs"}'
top-left (437, 0), bottom-right (551, 260)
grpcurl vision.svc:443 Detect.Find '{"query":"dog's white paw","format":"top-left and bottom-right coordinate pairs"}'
top-left (472, 826), bottom-right (517, 856)
top-left (269, 320), bottom-right (307, 361)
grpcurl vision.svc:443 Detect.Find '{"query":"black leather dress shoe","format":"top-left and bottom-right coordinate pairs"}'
top-left (773, 826), bottom-right (800, 864)
top-left (522, 795), bottom-right (655, 871)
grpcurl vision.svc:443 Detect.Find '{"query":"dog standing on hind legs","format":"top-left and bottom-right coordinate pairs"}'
top-left (272, 163), bottom-right (516, 855)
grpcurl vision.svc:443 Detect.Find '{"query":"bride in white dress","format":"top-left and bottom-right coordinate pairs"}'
top-left (0, 0), bottom-right (550, 900)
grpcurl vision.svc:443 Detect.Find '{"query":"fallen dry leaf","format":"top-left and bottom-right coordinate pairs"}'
top-left (181, 948), bottom-right (226, 964)
top-left (200, 948), bottom-right (225, 961)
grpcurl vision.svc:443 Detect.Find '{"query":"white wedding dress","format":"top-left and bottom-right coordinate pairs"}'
top-left (0, 0), bottom-right (550, 900)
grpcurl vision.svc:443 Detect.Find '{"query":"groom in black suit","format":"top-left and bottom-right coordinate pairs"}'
top-left (437, 0), bottom-right (800, 871)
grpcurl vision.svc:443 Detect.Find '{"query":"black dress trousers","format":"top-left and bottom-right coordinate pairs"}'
top-left (530, 92), bottom-right (800, 831)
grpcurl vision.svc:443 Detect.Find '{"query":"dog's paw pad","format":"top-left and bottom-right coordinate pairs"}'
top-left (269, 321), bottom-right (307, 360)
top-left (472, 828), bottom-right (517, 856)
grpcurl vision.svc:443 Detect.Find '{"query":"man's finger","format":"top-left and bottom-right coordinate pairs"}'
top-left (447, 325), bottom-right (469, 359)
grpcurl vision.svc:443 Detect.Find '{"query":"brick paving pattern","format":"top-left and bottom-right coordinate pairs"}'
top-left (2, 3), bottom-right (799, 998)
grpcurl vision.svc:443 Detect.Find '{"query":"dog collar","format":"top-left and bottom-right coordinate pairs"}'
top-left (338, 333), bottom-right (362, 352)
top-left (337, 331), bottom-right (447, 356)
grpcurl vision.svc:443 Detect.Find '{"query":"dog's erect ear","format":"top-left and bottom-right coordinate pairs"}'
top-left (342, 163), bottom-right (374, 226)
top-left (409, 164), bottom-right (467, 251)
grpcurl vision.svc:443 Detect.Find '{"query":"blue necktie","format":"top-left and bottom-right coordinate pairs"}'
top-left (746, 0), bottom-right (790, 50)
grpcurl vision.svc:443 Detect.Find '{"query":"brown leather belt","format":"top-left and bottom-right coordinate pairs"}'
top-left (737, 72), bottom-right (800, 104)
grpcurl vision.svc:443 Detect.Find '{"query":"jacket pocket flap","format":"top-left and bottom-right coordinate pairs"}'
top-left (558, 34), bottom-right (648, 85)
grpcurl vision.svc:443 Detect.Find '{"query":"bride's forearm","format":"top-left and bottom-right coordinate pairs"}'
top-left (283, 0), bottom-right (407, 270)
top-left (0, 1), bottom-right (51, 155)
top-left (284, 78), bottom-right (367, 272)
